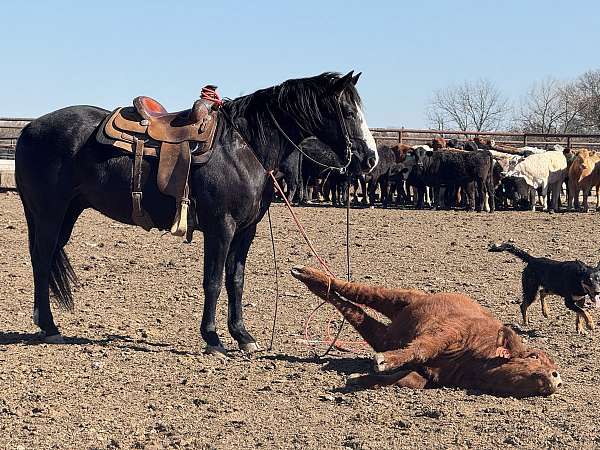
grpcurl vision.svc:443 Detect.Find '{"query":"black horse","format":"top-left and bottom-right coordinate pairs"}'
top-left (15, 71), bottom-right (378, 353)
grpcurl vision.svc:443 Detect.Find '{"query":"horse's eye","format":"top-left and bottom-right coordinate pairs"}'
top-left (342, 108), bottom-right (356, 119)
top-left (529, 354), bottom-right (539, 359)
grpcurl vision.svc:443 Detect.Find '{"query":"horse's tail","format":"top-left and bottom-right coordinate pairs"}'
top-left (488, 242), bottom-right (534, 263)
top-left (49, 249), bottom-right (77, 310)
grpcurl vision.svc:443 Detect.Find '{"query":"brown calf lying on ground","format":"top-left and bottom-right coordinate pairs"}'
top-left (291, 266), bottom-right (562, 398)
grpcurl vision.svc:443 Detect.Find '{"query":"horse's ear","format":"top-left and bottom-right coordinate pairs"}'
top-left (351, 72), bottom-right (362, 85)
top-left (331, 71), bottom-right (354, 94)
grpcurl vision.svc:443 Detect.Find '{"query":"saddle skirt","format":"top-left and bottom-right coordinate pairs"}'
top-left (96, 88), bottom-right (221, 238)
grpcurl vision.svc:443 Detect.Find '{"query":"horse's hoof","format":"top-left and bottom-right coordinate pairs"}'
top-left (374, 353), bottom-right (388, 373)
top-left (44, 333), bottom-right (65, 344)
top-left (239, 342), bottom-right (261, 353)
top-left (204, 345), bottom-right (228, 357)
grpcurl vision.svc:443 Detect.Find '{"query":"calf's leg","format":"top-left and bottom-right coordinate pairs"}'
top-left (374, 332), bottom-right (450, 373)
top-left (347, 370), bottom-right (428, 389)
top-left (326, 291), bottom-right (390, 352)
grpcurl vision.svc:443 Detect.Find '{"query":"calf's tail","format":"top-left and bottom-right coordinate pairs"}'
top-left (488, 242), bottom-right (534, 263)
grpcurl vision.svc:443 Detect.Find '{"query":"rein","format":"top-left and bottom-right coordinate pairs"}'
top-left (265, 94), bottom-right (353, 174)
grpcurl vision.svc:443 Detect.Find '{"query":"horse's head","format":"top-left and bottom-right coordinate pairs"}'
top-left (276, 71), bottom-right (378, 175)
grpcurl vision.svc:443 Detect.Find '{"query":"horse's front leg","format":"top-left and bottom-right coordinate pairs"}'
top-left (201, 225), bottom-right (235, 354)
top-left (225, 225), bottom-right (259, 352)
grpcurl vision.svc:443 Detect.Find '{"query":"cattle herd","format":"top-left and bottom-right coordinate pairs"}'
top-left (278, 136), bottom-right (600, 213)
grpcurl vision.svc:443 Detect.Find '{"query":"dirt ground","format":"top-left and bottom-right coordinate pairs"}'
top-left (1, 191), bottom-right (600, 449)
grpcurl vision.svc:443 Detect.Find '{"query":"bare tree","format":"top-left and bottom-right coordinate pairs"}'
top-left (574, 69), bottom-right (600, 131)
top-left (425, 106), bottom-right (448, 130)
top-left (517, 78), bottom-right (565, 133)
top-left (427, 79), bottom-right (509, 131)
top-left (516, 76), bottom-right (591, 134)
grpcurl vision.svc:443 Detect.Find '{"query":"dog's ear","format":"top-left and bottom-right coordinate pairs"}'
top-left (575, 260), bottom-right (588, 273)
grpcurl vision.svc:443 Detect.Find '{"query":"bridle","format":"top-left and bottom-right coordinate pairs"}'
top-left (266, 91), bottom-right (354, 174)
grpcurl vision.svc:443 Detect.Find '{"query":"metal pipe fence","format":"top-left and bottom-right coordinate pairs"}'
top-left (2, 118), bottom-right (600, 159)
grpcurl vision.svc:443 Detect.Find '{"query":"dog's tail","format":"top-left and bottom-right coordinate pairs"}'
top-left (488, 242), bottom-right (534, 263)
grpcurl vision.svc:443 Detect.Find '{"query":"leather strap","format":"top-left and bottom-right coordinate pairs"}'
top-left (131, 137), bottom-right (154, 231)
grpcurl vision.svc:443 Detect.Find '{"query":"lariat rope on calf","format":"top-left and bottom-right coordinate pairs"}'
top-left (269, 172), bottom-right (367, 354)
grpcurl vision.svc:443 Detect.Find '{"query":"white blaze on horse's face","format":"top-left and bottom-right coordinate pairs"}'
top-left (356, 105), bottom-right (378, 173)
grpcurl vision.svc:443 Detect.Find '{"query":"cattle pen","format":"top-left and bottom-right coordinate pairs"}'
top-left (3, 117), bottom-right (600, 156)
top-left (370, 127), bottom-right (600, 149)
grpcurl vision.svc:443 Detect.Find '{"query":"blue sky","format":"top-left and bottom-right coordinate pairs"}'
top-left (1, 1), bottom-right (599, 127)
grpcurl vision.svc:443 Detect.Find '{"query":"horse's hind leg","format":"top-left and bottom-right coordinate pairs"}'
top-left (31, 198), bottom-right (83, 341)
top-left (225, 225), bottom-right (259, 352)
top-left (24, 203), bottom-right (69, 341)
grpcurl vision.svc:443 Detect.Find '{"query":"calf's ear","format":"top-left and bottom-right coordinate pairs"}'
top-left (496, 326), bottom-right (522, 358)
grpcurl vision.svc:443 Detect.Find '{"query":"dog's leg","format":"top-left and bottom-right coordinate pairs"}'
top-left (575, 313), bottom-right (585, 334)
top-left (347, 370), bottom-right (428, 389)
top-left (521, 269), bottom-right (539, 325)
top-left (565, 297), bottom-right (595, 333)
top-left (539, 289), bottom-right (550, 319)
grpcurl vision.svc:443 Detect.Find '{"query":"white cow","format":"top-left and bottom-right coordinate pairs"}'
top-left (506, 151), bottom-right (567, 212)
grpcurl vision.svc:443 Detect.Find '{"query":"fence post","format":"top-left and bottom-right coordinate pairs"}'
top-left (399, 128), bottom-right (404, 144)
top-left (566, 136), bottom-right (571, 149)
top-left (523, 134), bottom-right (528, 146)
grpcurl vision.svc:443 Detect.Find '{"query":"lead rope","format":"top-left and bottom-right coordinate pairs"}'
top-left (318, 173), bottom-right (351, 357)
top-left (266, 208), bottom-right (279, 351)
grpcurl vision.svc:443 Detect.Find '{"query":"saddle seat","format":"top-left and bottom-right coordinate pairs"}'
top-left (96, 86), bottom-right (222, 239)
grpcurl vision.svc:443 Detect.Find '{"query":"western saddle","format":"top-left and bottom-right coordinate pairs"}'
top-left (97, 85), bottom-right (222, 238)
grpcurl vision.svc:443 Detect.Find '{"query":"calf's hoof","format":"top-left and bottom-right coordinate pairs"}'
top-left (239, 342), bottom-right (261, 353)
top-left (374, 353), bottom-right (389, 373)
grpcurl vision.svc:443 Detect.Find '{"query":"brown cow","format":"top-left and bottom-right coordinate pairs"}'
top-left (431, 137), bottom-right (446, 150)
top-left (567, 148), bottom-right (600, 212)
top-left (291, 266), bottom-right (562, 398)
top-left (473, 136), bottom-right (496, 150)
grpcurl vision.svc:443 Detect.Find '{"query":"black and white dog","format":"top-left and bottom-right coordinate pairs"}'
top-left (489, 242), bottom-right (600, 334)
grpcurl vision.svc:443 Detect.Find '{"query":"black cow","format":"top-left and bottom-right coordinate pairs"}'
top-left (496, 176), bottom-right (536, 210)
top-left (405, 148), bottom-right (495, 212)
top-left (447, 138), bottom-right (478, 152)
top-left (364, 144), bottom-right (404, 207)
top-left (280, 151), bottom-right (303, 204)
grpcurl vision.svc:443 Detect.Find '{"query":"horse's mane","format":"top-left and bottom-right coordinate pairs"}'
top-left (222, 72), bottom-right (362, 145)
